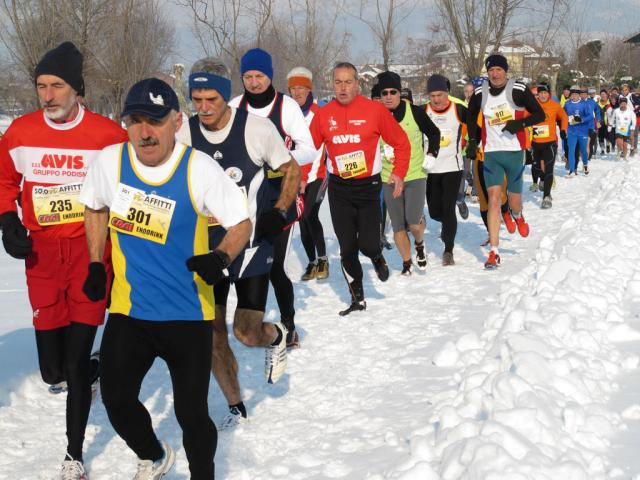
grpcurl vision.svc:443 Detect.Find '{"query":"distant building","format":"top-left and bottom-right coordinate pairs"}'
top-left (623, 32), bottom-right (640, 78)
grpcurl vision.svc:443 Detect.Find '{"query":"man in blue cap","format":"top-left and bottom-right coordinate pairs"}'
top-left (80, 77), bottom-right (252, 479)
top-left (229, 48), bottom-right (317, 349)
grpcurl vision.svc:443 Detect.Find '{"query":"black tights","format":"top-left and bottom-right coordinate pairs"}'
top-left (100, 314), bottom-right (216, 479)
top-left (299, 179), bottom-right (326, 263)
top-left (426, 171), bottom-right (462, 253)
top-left (35, 322), bottom-right (97, 461)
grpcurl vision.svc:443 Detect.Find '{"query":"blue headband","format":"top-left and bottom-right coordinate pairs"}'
top-left (188, 72), bottom-right (231, 102)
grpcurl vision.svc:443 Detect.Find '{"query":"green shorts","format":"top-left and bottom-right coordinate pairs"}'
top-left (483, 150), bottom-right (525, 194)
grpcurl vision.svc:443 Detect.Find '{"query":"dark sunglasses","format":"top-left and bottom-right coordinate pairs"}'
top-left (381, 89), bottom-right (399, 96)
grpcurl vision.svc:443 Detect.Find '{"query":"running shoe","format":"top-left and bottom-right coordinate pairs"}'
top-left (134, 442), bottom-right (175, 480)
top-left (265, 323), bottom-right (287, 384)
top-left (300, 263), bottom-right (317, 281)
top-left (380, 235), bottom-right (393, 250)
top-left (529, 183), bottom-right (539, 192)
top-left (401, 260), bottom-right (412, 276)
top-left (48, 381), bottom-right (68, 395)
top-left (541, 196), bottom-right (552, 209)
top-left (514, 214), bottom-right (529, 237)
top-left (315, 258), bottom-right (329, 279)
top-left (372, 255), bottom-right (389, 281)
top-left (584, 165), bottom-right (589, 175)
top-left (442, 251), bottom-right (455, 266)
top-left (339, 300), bottom-right (366, 316)
top-left (484, 250), bottom-right (501, 270)
top-left (501, 210), bottom-right (516, 234)
top-left (219, 406), bottom-right (249, 430)
top-left (456, 200), bottom-right (469, 220)
top-left (61, 455), bottom-right (87, 480)
top-left (414, 242), bottom-right (427, 270)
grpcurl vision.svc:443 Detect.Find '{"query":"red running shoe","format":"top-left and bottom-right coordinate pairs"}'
top-left (484, 250), bottom-right (501, 270)
top-left (502, 210), bottom-right (516, 234)
top-left (515, 214), bottom-right (529, 237)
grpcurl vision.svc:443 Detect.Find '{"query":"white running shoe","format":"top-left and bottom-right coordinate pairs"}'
top-left (219, 406), bottom-right (249, 430)
top-left (61, 455), bottom-right (87, 480)
top-left (265, 323), bottom-right (288, 384)
top-left (134, 442), bottom-right (175, 480)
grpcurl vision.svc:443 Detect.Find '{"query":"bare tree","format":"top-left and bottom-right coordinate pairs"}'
top-left (0, 0), bottom-right (174, 117)
top-left (434, 0), bottom-right (525, 78)
top-left (352, 0), bottom-right (416, 70)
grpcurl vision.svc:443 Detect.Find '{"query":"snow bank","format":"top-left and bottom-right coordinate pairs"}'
top-left (394, 164), bottom-right (640, 479)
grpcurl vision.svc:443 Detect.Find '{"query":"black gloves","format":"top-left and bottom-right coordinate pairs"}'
top-left (560, 130), bottom-right (567, 141)
top-left (502, 119), bottom-right (526, 135)
top-left (0, 211), bottom-right (32, 259)
top-left (255, 208), bottom-right (288, 241)
top-left (83, 262), bottom-right (107, 301)
top-left (186, 249), bottom-right (230, 286)
top-left (466, 139), bottom-right (478, 160)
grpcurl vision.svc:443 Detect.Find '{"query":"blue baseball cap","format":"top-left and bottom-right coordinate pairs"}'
top-left (122, 78), bottom-right (180, 120)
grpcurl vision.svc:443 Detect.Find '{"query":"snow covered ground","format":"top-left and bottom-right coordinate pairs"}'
top-left (1, 152), bottom-right (640, 479)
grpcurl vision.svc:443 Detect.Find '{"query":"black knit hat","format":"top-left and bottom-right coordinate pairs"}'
top-left (375, 71), bottom-right (401, 91)
top-left (35, 42), bottom-right (85, 96)
top-left (484, 54), bottom-right (509, 72)
top-left (427, 74), bottom-right (449, 93)
top-left (371, 83), bottom-right (381, 99)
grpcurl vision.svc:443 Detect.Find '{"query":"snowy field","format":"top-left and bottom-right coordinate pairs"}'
top-left (1, 152), bottom-right (640, 479)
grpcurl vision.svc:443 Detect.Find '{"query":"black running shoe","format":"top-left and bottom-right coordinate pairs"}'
top-left (372, 255), bottom-right (389, 281)
top-left (339, 300), bottom-right (367, 316)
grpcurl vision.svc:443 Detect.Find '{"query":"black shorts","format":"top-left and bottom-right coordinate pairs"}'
top-left (214, 273), bottom-right (270, 311)
top-left (615, 134), bottom-right (631, 143)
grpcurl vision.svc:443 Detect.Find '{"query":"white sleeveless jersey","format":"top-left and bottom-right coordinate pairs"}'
top-left (480, 79), bottom-right (526, 153)
top-left (425, 102), bottom-right (463, 173)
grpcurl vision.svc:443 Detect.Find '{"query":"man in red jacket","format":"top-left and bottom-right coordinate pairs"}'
top-left (0, 42), bottom-right (127, 478)
top-left (309, 62), bottom-right (410, 315)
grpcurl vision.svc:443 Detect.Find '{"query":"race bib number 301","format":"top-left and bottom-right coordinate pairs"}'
top-left (335, 150), bottom-right (367, 179)
top-left (109, 183), bottom-right (175, 244)
top-left (32, 182), bottom-right (85, 225)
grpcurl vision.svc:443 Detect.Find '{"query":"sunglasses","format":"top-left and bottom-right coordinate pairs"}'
top-left (381, 89), bottom-right (399, 96)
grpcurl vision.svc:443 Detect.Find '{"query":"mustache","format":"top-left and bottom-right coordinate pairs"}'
top-left (42, 101), bottom-right (60, 108)
top-left (139, 137), bottom-right (159, 147)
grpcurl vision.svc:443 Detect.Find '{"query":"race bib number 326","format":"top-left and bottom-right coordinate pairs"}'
top-left (32, 182), bottom-right (85, 225)
top-left (109, 183), bottom-right (176, 244)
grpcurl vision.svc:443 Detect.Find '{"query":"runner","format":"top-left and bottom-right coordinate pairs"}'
top-left (309, 62), bottom-right (410, 314)
top-left (0, 42), bottom-right (127, 479)
top-left (229, 48), bottom-right (317, 348)
top-left (176, 58), bottom-right (299, 428)
top-left (287, 67), bottom-right (329, 283)
top-left (466, 54), bottom-right (544, 269)
top-left (376, 71), bottom-right (440, 273)
top-left (80, 77), bottom-right (252, 479)
top-left (564, 86), bottom-right (592, 176)
top-left (530, 82), bottom-right (568, 209)
top-left (581, 88), bottom-right (601, 160)
top-left (631, 84), bottom-right (640, 156)
top-left (597, 89), bottom-right (612, 154)
top-left (424, 74), bottom-right (466, 266)
top-left (610, 97), bottom-right (637, 160)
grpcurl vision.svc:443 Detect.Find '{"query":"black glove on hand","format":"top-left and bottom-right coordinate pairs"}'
top-left (186, 249), bottom-right (230, 286)
top-left (560, 130), bottom-right (567, 141)
top-left (255, 208), bottom-right (287, 241)
top-left (0, 211), bottom-right (32, 259)
top-left (466, 139), bottom-right (478, 160)
top-left (502, 119), bottom-right (526, 135)
top-left (82, 262), bottom-right (107, 302)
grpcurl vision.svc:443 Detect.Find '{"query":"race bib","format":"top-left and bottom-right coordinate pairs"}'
top-left (32, 182), bottom-right (85, 225)
top-left (488, 103), bottom-right (514, 126)
top-left (619, 126), bottom-right (628, 135)
top-left (440, 128), bottom-right (453, 147)
top-left (108, 183), bottom-right (175, 244)
top-left (267, 168), bottom-right (284, 179)
top-left (335, 150), bottom-right (367, 179)
top-left (532, 125), bottom-right (550, 139)
top-left (382, 144), bottom-right (395, 161)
